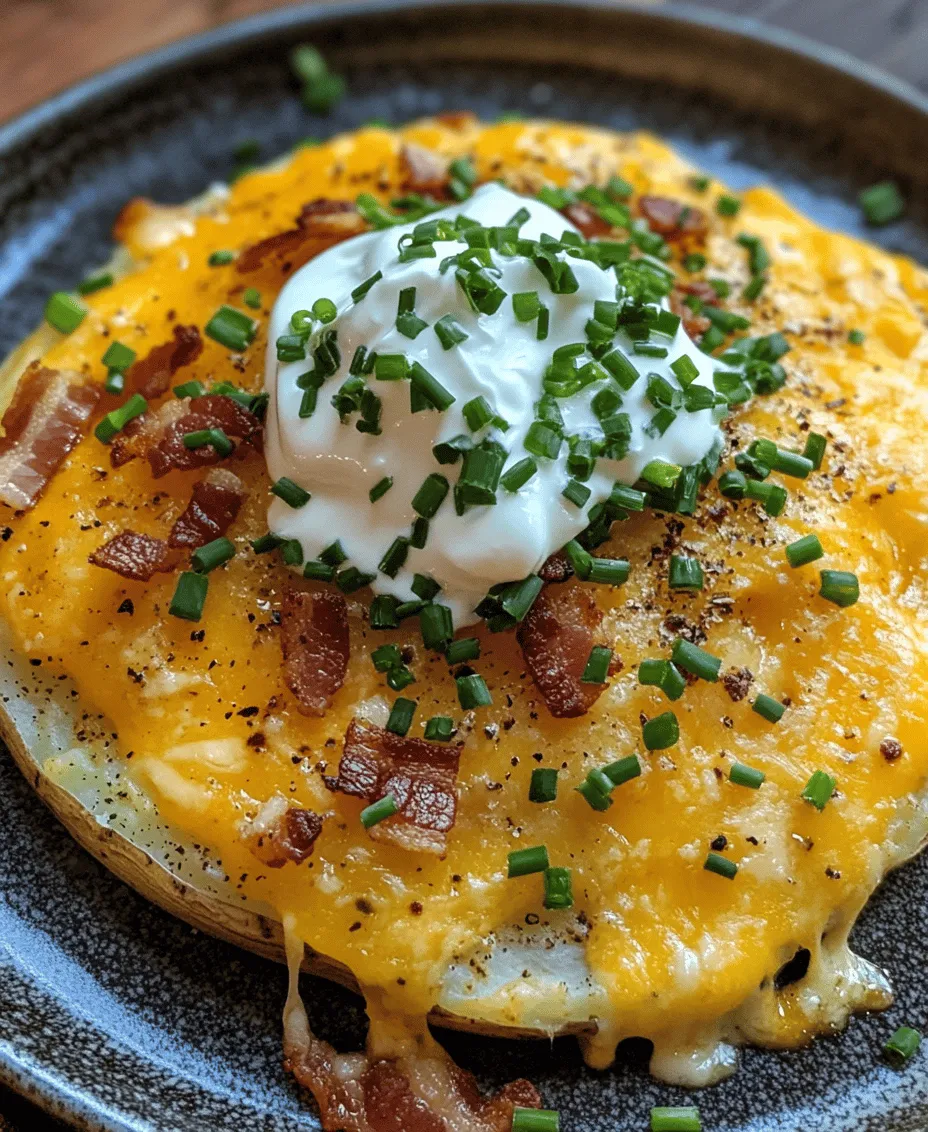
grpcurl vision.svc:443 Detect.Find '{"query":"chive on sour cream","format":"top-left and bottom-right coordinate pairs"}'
top-left (264, 184), bottom-right (722, 627)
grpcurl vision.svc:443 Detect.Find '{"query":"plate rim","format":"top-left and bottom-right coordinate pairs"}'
top-left (2, 3), bottom-right (928, 1129)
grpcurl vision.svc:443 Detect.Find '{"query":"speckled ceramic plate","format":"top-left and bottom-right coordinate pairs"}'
top-left (2, 3), bottom-right (928, 1129)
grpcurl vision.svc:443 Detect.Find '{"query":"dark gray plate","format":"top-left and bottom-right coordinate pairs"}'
top-left (2, 3), bottom-right (928, 1129)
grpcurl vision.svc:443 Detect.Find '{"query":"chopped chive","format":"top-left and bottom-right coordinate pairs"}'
top-left (370, 594), bottom-right (400, 630)
top-left (280, 539), bottom-right (304, 566)
top-left (643, 711), bottom-right (679, 750)
top-left (742, 273), bottom-right (767, 301)
top-left (434, 314), bottom-right (469, 350)
top-left (576, 773), bottom-right (613, 811)
top-left (650, 1106), bottom-right (701, 1132)
top-left (271, 476), bottom-right (311, 508)
top-left (183, 428), bottom-right (233, 457)
top-left (716, 194), bottom-right (741, 217)
top-left (369, 476), bottom-right (393, 503)
top-left (94, 393), bottom-right (148, 444)
top-left (104, 370), bottom-right (125, 395)
top-left (319, 540), bottom-right (347, 567)
top-left (802, 769), bottom-right (836, 810)
top-left (819, 569), bottom-right (860, 608)
top-left (536, 305), bottom-right (550, 340)
top-left (410, 574), bottom-right (441, 601)
top-left (303, 560), bottom-right (335, 582)
top-left (848, 328), bottom-right (866, 346)
top-left (386, 666), bottom-right (415, 691)
top-left (730, 762), bottom-right (765, 789)
top-left (683, 253), bottom-right (707, 273)
top-left (508, 844), bottom-right (550, 877)
top-left (395, 598), bottom-right (426, 620)
top-left (243, 287), bottom-right (262, 309)
top-left (77, 272), bottom-right (113, 295)
top-left (410, 516), bottom-right (429, 549)
top-left (604, 756), bottom-right (641, 787)
top-left (457, 443), bottom-right (505, 506)
top-left (456, 672), bottom-right (492, 709)
top-left (205, 305), bottom-right (256, 352)
top-left (312, 297), bottom-right (337, 324)
top-left (704, 852), bottom-right (737, 879)
top-left (529, 768), bottom-right (558, 804)
top-left (803, 432), bottom-right (827, 470)
top-left (671, 638), bottom-right (721, 682)
top-left (744, 478), bottom-right (787, 516)
top-left (498, 575), bottom-right (544, 623)
top-left (581, 645), bottom-right (613, 684)
top-left (276, 334), bottom-right (307, 363)
top-left (409, 361), bottom-right (455, 411)
top-left (638, 659), bottom-right (686, 701)
top-left (169, 571), bottom-right (209, 621)
top-left (885, 1026), bottom-right (921, 1067)
top-left (352, 270), bottom-right (383, 303)
top-left (336, 566), bottom-right (376, 593)
top-left (543, 866), bottom-right (573, 910)
top-left (512, 1108), bottom-right (560, 1132)
top-left (208, 249), bottom-right (235, 266)
top-left (513, 291), bottom-right (541, 322)
top-left (859, 180), bottom-right (905, 226)
top-left (420, 603), bottom-right (454, 650)
top-left (101, 341), bottom-right (136, 372)
top-left (753, 693), bottom-right (785, 723)
top-left (361, 794), bottom-right (398, 829)
top-left (670, 355), bottom-right (700, 387)
top-left (524, 421), bottom-right (562, 459)
top-left (501, 457), bottom-right (538, 492)
top-left (718, 469), bottom-right (748, 499)
top-left (378, 536), bottom-right (409, 578)
top-left (641, 459), bottom-right (681, 489)
top-left (786, 533), bottom-right (823, 567)
top-left (446, 637), bottom-right (480, 664)
top-left (463, 395), bottom-right (496, 432)
top-left (412, 473), bottom-right (449, 518)
top-left (251, 533), bottom-right (283, 554)
top-left (563, 539), bottom-right (593, 579)
top-left (562, 479), bottom-right (591, 508)
top-left (425, 716), bottom-right (456, 742)
top-left (371, 644), bottom-right (403, 673)
top-left (668, 556), bottom-right (703, 590)
top-left (45, 291), bottom-right (87, 334)
top-left (191, 537), bottom-right (235, 574)
top-left (173, 380), bottom-right (205, 400)
top-left (386, 697), bottom-right (416, 736)
top-left (374, 353), bottom-right (408, 382)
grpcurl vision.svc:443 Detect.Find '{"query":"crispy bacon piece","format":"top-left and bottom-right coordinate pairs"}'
top-left (246, 796), bottom-right (323, 868)
top-left (638, 195), bottom-right (708, 240)
top-left (400, 143), bottom-right (450, 195)
top-left (0, 364), bottom-right (99, 509)
top-left (435, 111), bottom-right (478, 130)
top-left (280, 589), bottom-right (350, 717)
top-left (517, 583), bottom-right (617, 718)
top-left (236, 199), bottom-right (364, 273)
top-left (538, 550), bottom-right (573, 584)
top-left (329, 718), bottom-right (460, 855)
top-left (169, 468), bottom-right (244, 548)
top-left (285, 1031), bottom-right (541, 1132)
top-left (563, 201), bottom-right (613, 239)
top-left (111, 393), bottom-right (261, 476)
top-left (670, 280), bottom-right (717, 339)
top-left (125, 325), bottom-right (203, 400)
top-left (89, 530), bottom-right (177, 581)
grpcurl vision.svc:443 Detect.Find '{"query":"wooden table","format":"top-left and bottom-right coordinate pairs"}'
top-left (1, 0), bottom-right (925, 1127)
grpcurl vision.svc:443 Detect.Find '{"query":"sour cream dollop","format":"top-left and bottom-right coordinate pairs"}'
top-left (266, 184), bottom-right (722, 627)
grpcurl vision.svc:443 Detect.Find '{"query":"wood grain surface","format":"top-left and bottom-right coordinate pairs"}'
top-left (1, 0), bottom-right (925, 1128)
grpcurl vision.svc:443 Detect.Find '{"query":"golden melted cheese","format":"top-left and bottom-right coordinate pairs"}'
top-left (3, 119), bottom-right (928, 1074)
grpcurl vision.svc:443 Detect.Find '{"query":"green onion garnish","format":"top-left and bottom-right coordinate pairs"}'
top-left (543, 867), bottom-right (573, 910)
top-left (524, 421), bottom-right (563, 460)
top-left (280, 539), bottom-right (304, 567)
top-left (463, 396), bottom-right (496, 432)
top-left (848, 328), bottom-right (866, 346)
top-left (508, 844), bottom-right (550, 877)
top-left (370, 595), bottom-right (400, 630)
top-left (785, 533), bottom-right (823, 568)
top-left (424, 716), bottom-right (456, 742)
top-left (671, 638), bottom-right (721, 682)
top-left (802, 769), bottom-right (836, 810)
top-left (643, 711), bottom-right (680, 750)
top-left (562, 479), bottom-right (591, 508)
top-left (361, 794), bottom-right (398, 829)
top-left (434, 314), bottom-right (469, 349)
top-left (369, 476), bottom-right (393, 503)
top-left (412, 473), bottom-right (449, 518)
top-left (371, 644), bottom-right (403, 673)
top-left (885, 1026), bottom-right (921, 1067)
top-left (744, 478), bottom-right (787, 516)
top-left (205, 305), bottom-right (256, 352)
top-left (729, 762), bottom-right (765, 789)
top-left (650, 1106), bottom-right (701, 1132)
top-left (513, 291), bottom-right (541, 322)
top-left (668, 556), bottom-right (703, 590)
top-left (173, 380), bottom-right (204, 400)
top-left (753, 694), bottom-right (785, 723)
top-left (670, 355), bottom-right (699, 386)
top-left (312, 297), bottom-right (337, 324)
top-left (386, 697), bottom-right (416, 736)
top-left (101, 341), bottom-right (136, 372)
top-left (858, 181), bottom-right (905, 226)
top-left (409, 517), bottom-right (429, 549)
top-left (638, 659), bottom-right (686, 701)
top-left (319, 540), bottom-right (347, 567)
top-left (169, 571), bottom-right (209, 621)
top-left (604, 756), bottom-right (641, 787)
top-left (819, 569), bottom-right (860, 608)
top-left (500, 457), bottom-right (538, 492)
top-left (243, 288), bottom-right (262, 309)
top-left (743, 274), bottom-right (767, 301)
top-left (191, 537), bottom-right (235, 574)
top-left (529, 768), bottom-right (558, 804)
top-left (704, 851), bottom-right (737, 880)
top-left (208, 250), bottom-right (235, 266)
top-left (183, 428), bottom-right (233, 457)
top-left (271, 476), bottom-right (311, 508)
top-left (45, 292), bottom-right (87, 334)
top-left (683, 253), bottom-right (706, 273)
top-left (251, 533), bottom-right (283, 554)
top-left (641, 460), bottom-right (681, 490)
top-left (336, 566), bottom-right (376, 593)
top-left (409, 361), bottom-right (455, 411)
top-left (456, 672), bottom-right (492, 709)
top-left (577, 771), bottom-right (613, 811)
top-left (803, 432), bottom-right (827, 470)
top-left (104, 371), bottom-right (125, 395)
top-left (580, 645), bottom-right (612, 684)
top-left (715, 194), bottom-right (741, 217)
top-left (94, 393), bottom-right (148, 444)
top-left (446, 637), bottom-right (480, 664)
top-left (386, 666), bottom-right (415, 691)
top-left (351, 270), bottom-right (383, 303)
top-left (586, 557), bottom-right (630, 586)
top-left (420, 603), bottom-right (454, 651)
top-left (303, 560), bottom-right (334, 581)
top-left (512, 1107), bottom-right (560, 1132)
top-left (77, 272), bottom-right (113, 295)
top-left (378, 537), bottom-right (409, 579)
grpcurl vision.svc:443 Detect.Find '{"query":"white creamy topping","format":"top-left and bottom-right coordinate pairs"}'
top-left (265, 184), bottom-right (722, 626)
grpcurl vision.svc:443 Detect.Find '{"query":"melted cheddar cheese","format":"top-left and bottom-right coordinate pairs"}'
top-left (3, 119), bottom-right (928, 1080)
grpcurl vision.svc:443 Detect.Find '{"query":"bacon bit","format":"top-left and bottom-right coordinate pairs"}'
top-left (517, 584), bottom-right (615, 718)
top-left (89, 530), bottom-right (177, 581)
top-left (670, 280), bottom-right (717, 339)
top-left (880, 737), bottom-right (903, 762)
top-left (285, 1033), bottom-right (541, 1132)
top-left (111, 393), bottom-right (261, 476)
top-left (720, 666), bottom-right (754, 703)
top-left (125, 325), bottom-right (203, 400)
top-left (538, 550), bottom-right (573, 584)
top-left (0, 364), bottom-right (100, 510)
top-left (246, 796), bottom-right (323, 868)
top-left (435, 111), bottom-right (478, 130)
top-left (280, 589), bottom-right (350, 717)
top-left (563, 201), bottom-right (613, 239)
top-left (169, 468), bottom-right (244, 548)
top-left (638, 195), bottom-right (708, 240)
top-left (236, 199), bottom-right (363, 274)
top-left (329, 718), bottom-right (460, 855)
top-left (400, 143), bottom-right (450, 195)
